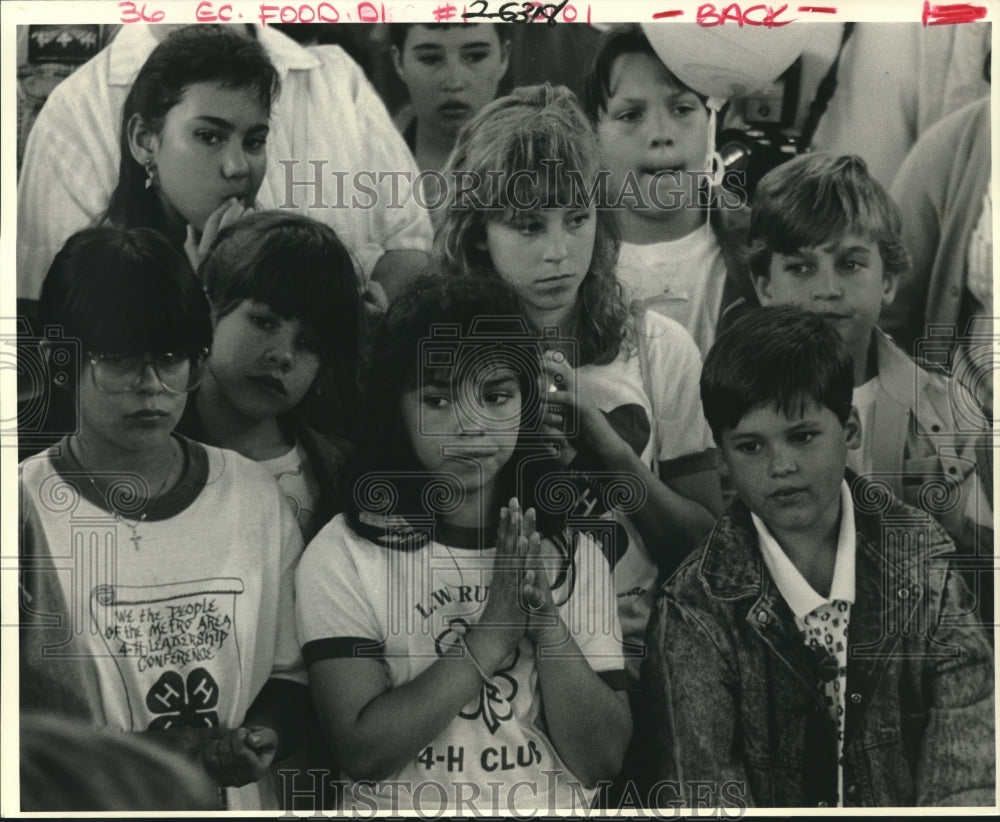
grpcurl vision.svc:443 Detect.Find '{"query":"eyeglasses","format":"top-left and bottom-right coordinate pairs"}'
top-left (88, 350), bottom-right (208, 394)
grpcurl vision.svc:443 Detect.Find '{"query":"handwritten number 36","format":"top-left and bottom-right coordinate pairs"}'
top-left (119, 1), bottom-right (166, 23)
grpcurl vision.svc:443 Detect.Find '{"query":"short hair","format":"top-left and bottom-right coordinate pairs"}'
top-left (199, 211), bottom-right (363, 432)
top-left (434, 83), bottom-right (625, 366)
top-left (700, 306), bottom-right (854, 443)
top-left (580, 24), bottom-right (707, 125)
top-left (200, 211), bottom-right (362, 362)
top-left (748, 153), bottom-right (910, 283)
top-left (38, 226), bottom-right (212, 359)
top-left (104, 25), bottom-right (280, 234)
top-left (388, 22), bottom-right (512, 52)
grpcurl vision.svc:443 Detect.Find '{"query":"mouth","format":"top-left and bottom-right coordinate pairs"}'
top-left (768, 487), bottom-right (809, 503)
top-left (128, 409), bottom-right (170, 423)
top-left (249, 375), bottom-right (287, 396)
top-left (221, 192), bottom-right (251, 206)
top-left (819, 312), bottom-right (852, 321)
top-left (641, 165), bottom-right (687, 178)
top-left (535, 274), bottom-right (577, 287)
top-left (438, 101), bottom-right (471, 117)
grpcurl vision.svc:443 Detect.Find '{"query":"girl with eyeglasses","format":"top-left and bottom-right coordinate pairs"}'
top-left (19, 226), bottom-right (307, 811)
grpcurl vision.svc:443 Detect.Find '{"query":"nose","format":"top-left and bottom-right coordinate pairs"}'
top-left (648, 105), bottom-right (674, 149)
top-left (134, 362), bottom-right (165, 395)
top-left (454, 393), bottom-right (487, 436)
top-left (264, 329), bottom-right (296, 372)
top-left (813, 262), bottom-right (844, 301)
top-left (221, 142), bottom-right (250, 178)
top-left (768, 443), bottom-right (798, 478)
top-left (542, 224), bottom-right (569, 264)
top-left (441, 56), bottom-right (468, 92)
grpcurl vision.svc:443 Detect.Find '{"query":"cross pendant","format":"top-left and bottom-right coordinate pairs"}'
top-left (129, 532), bottom-right (142, 550)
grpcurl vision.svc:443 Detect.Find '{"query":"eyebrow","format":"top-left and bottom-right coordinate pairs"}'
top-left (482, 375), bottom-right (519, 389)
top-left (190, 115), bottom-right (269, 133)
top-left (727, 418), bottom-right (823, 440)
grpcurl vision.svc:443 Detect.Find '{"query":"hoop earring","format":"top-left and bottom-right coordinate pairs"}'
top-left (144, 160), bottom-right (156, 190)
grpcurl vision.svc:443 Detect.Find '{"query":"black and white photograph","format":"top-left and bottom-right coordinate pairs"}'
top-left (2, 0), bottom-right (996, 814)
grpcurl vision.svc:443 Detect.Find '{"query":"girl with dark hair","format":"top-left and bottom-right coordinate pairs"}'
top-left (295, 273), bottom-right (631, 813)
top-left (21, 226), bottom-right (307, 810)
top-left (179, 211), bottom-right (364, 543)
top-left (102, 25), bottom-right (279, 262)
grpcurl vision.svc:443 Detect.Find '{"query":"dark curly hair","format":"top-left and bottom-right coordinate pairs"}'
top-left (339, 273), bottom-right (576, 594)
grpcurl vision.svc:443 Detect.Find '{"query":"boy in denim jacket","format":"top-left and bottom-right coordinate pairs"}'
top-left (646, 307), bottom-right (994, 807)
top-left (748, 153), bottom-right (993, 625)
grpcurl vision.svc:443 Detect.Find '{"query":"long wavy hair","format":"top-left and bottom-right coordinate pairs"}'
top-left (433, 84), bottom-right (630, 367)
top-left (102, 25), bottom-right (279, 243)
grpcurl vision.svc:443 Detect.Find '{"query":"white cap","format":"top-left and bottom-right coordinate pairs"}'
top-left (640, 23), bottom-right (814, 101)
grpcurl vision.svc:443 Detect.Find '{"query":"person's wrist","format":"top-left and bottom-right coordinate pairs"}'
top-left (464, 625), bottom-right (510, 673)
top-left (529, 612), bottom-right (565, 648)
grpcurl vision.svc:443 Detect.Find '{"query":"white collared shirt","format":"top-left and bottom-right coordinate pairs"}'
top-left (17, 23), bottom-right (432, 299)
top-left (752, 480), bottom-right (856, 806)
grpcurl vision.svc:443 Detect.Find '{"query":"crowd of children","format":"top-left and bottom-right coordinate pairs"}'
top-left (15, 21), bottom-right (994, 813)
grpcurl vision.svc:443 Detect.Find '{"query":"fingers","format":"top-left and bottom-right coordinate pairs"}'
top-left (184, 225), bottom-right (201, 272)
top-left (198, 198), bottom-right (251, 257)
top-left (245, 725), bottom-right (279, 758)
top-left (204, 727), bottom-right (275, 787)
top-left (522, 579), bottom-right (547, 612)
top-left (521, 506), bottom-right (536, 556)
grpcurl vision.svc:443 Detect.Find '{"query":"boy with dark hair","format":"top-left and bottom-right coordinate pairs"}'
top-left (748, 152), bottom-right (993, 623)
top-left (581, 24), bottom-right (752, 357)
top-left (646, 306), bottom-right (995, 808)
top-left (20, 226), bottom-right (307, 810)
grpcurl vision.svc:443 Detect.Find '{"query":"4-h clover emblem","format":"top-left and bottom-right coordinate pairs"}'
top-left (146, 668), bottom-right (220, 730)
top-left (435, 618), bottom-right (519, 734)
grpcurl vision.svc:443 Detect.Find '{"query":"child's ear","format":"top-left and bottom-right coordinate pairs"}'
top-left (844, 406), bottom-right (862, 451)
top-left (498, 39), bottom-right (511, 75)
top-left (752, 273), bottom-right (775, 306)
top-left (126, 112), bottom-right (159, 167)
top-left (390, 45), bottom-right (406, 83)
top-left (881, 267), bottom-right (900, 308)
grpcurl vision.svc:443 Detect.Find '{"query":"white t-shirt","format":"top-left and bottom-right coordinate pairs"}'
top-left (848, 377), bottom-right (880, 478)
top-left (575, 311), bottom-right (716, 681)
top-left (295, 515), bottom-right (625, 813)
top-left (259, 440), bottom-right (322, 544)
top-left (19, 437), bottom-right (305, 810)
top-left (615, 229), bottom-right (727, 358)
top-left (967, 189), bottom-right (993, 317)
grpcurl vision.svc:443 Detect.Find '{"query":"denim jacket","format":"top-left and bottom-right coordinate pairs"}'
top-left (645, 475), bottom-right (995, 808)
